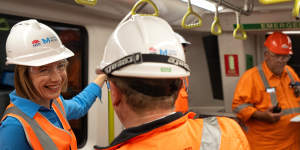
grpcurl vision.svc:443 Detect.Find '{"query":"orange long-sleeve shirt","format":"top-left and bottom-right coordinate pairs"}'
top-left (232, 62), bottom-right (300, 150)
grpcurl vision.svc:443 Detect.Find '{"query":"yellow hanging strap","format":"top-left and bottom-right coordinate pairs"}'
top-left (131, 0), bottom-right (159, 16)
top-left (259, 0), bottom-right (291, 4)
top-left (181, 0), bottom-right (202, 29)
top-left (106, 81), bottom-right (115, 144)
top-left (293, 0), bottom-right (300, 19)
top-left (0, 18), bottom-right (10, 31)
top-left (233, 12), bottom-right (247, 40)
top-left (211, 1), bottom-right (222, 35)
top-left (74, 0), bottom-right (98, 6)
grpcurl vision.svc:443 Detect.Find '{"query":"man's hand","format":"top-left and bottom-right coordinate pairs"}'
top-left (251, 107), bottom-right (282, 123)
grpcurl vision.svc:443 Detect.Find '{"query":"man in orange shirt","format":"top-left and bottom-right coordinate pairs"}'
top-left (174, 32), bottom-right (190, 113)
top-left (232, 32), bottom-right (300, 150)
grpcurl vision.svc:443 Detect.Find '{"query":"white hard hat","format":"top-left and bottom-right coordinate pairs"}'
top-left (100, 15), bottom-right (190, 78)
top-left (174, 32), bottom-right (191, 46)
top-left (5, 19), bottom-right (74, 66)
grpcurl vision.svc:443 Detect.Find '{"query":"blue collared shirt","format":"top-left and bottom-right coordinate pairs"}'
top-left (0, 83), bottom-right (101, 150)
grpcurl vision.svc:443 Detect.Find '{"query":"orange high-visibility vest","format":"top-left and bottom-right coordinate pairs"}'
top-left (1, 97), bottom-right (77, 150)
top-left (95, 112), bottom-right (250, 150)
top-left (175, 77), bottom-right (189, 113)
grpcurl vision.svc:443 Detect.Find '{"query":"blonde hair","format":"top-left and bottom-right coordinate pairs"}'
top-left (14, 65), bottom-right (68, 100)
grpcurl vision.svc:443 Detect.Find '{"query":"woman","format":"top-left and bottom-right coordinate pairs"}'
top-left (0, 19), bottom-right (106, 150)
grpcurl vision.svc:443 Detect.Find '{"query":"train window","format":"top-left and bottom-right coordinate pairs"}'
top-left (288, 35), bottom-right (300, 76)
top-left (0, 14), bottom-right (89, 148)
top-left (202, 35), bottom-right (224, 100)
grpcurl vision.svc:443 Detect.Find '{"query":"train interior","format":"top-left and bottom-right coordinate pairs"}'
top-left (0, 0), bottom-right (300, 149)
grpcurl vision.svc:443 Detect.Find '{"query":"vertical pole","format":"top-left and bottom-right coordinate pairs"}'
top-left (107, 81), bottom-right (114, 143)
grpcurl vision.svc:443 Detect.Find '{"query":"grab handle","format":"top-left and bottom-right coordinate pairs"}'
top-left (74, 0), bottom-right (98, 6)
top-left (259, 0), bottom-right (291, 4)
top-left (292, 0), bottom-right (300, 19)
top-left (131, 0), bottom-right (159, 16)
top-left (211, 2), bottom-right (222, 35)
top-left (181, 0), bottom-right (202, 29)
top-left (233, 12), bottom-right (247, 40)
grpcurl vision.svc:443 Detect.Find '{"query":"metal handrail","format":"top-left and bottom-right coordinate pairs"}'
top-left (209, 0), bottom-right (253, 16)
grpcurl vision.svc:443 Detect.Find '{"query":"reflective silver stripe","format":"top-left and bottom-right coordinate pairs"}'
top-left (233, 103), bottom-right (253, 113)
top-left (200, 117), bottom-right (221, 150)
top-left (5, 106), bottom-right (58, 150)
top-left (183, 78), bottom-right (188, 92)
top-left (53, 99), bottom-right (67, 119)
top-left (2, 106), bottom-right (13, 119)
top-left (257, 64), bottom-right (278, 106)
top-left (286, 68), bottom-right (295, 84)
top-left (282, 107), bottom-right (300, 115)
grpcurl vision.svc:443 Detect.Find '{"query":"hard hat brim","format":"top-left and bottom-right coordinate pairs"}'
top-left (6, 46), bottom-right (74, 66)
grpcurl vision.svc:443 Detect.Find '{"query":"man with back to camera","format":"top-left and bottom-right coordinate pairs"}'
top-left (232, 31), bottom-right (300, 150)
top-left (94, 15), bottom-right (250, 150)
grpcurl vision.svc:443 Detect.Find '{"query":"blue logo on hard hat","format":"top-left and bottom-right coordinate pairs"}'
top-left (159, 49), bottom-right (177, 56)
top-left (33, 36), bottom-right (58, 47)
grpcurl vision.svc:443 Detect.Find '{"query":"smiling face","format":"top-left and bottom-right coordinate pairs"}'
top-left (29, 60), bottom-right (68, 101)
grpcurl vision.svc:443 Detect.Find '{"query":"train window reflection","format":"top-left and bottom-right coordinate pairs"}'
top-left (0, 14), bottom-right (88, 148)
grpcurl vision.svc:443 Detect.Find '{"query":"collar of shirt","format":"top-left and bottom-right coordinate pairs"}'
top-left (9, 90), bottom-right (54, 119)
top-left (263, 61), bottom-right (288, 80)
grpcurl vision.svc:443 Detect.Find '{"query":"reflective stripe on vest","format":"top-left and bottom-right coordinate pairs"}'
top-left (200, 117), bottom-right (221, 150)
top-left (233, 103), bottom-right (253, 114)
top-left (257, 64), bottom-right (300, 115)
top-left (183, 77), bottom-right (189, 92)
top-left (53, 98), bottom-right (66, 119)
top-left (257, 64), bottom-right (278, 106)
top-left (286, 68), bottom-right (295, 84)
top-left (3, 106), bottom-right (58, 150)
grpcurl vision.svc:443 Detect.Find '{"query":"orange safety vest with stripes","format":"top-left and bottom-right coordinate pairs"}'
top-left (94, 112), bottom-right (250, 150)
top-left (175, 77), bottom-right (189, 113)
top-left (1, 97), bottom-right (77, 150)
top-left (232, 62), bottom-right (300, 150)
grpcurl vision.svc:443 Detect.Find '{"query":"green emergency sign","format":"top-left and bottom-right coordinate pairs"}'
top-left (233, 22), bottom-right (300, 30)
